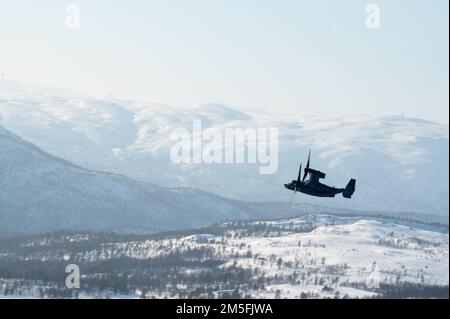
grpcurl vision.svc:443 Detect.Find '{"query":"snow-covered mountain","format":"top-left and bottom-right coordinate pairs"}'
top-left (0, 80), bottom-right (448, 220)
top-left (0, 124), bottom-right (271, 236)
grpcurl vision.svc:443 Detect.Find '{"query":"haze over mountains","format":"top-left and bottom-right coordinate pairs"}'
top-left (0, 123), bottom-right (276, 236)
top-left (0, 79), bottom-right (448, 227)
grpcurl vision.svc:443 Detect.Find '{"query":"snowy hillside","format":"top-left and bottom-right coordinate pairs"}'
top-left (0, 214), bottom-right (447, 299)
top-left (0, 124), bottom-right (270, 236)
top-left (0, 80), bottom-right (448, 219)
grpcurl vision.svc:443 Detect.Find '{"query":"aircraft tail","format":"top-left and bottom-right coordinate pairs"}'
top-left (343, 178), bottom-right (356, 198)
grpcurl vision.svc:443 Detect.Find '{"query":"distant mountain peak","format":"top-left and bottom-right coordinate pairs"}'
top-left (0, 79), bottom-right (81, 98)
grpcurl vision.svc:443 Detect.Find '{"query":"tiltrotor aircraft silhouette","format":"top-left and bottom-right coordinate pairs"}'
top-left (284, 150), bottom-right (356, 199)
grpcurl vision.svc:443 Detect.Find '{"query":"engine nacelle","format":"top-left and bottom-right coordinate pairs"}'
top-left (306, 168), bottom-right (326, 179)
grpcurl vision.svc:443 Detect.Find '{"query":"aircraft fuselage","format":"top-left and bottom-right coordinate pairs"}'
top-left (284, 180), bottom-right (345, 198)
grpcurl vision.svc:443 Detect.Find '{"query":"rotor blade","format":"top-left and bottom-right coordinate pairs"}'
top-left (306, 149), bottom-right (311, 169)
top-left (297, 163), bottom-right (302, 184)
top-left (302, 169), bottom-right (308, 182)
top-left (302, 150), bottom-right (311, 182)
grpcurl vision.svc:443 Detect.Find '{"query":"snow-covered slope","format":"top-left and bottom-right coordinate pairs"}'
top-left (0, 124), bottom-right (265, 236)
top-left (192, 215), bottom-right (447, 298)
top-left (230, 216), bottom-right (449, 298)
top-left (0, 80), bottom-right (448, 219)
top-left (1, 214), bottom-right (447, 299)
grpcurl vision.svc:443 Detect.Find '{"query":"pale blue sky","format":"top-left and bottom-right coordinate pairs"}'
top-left (0, 0), bottom-right (448, 123)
